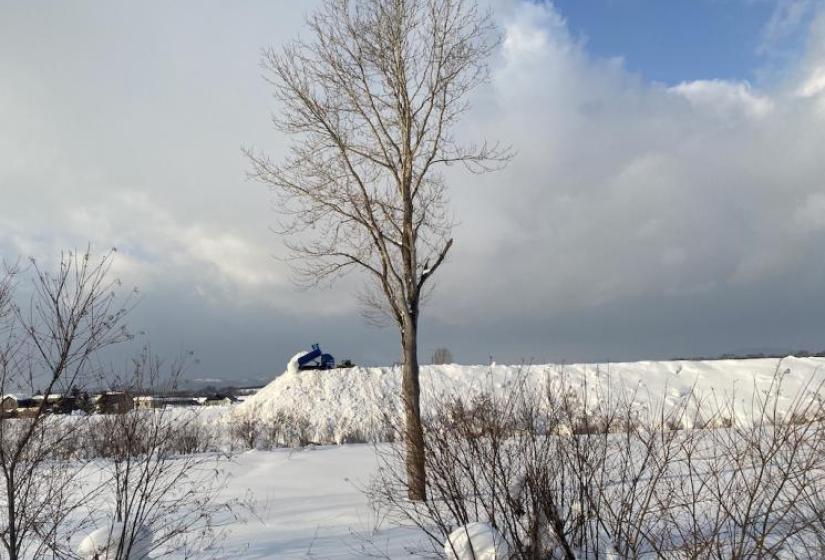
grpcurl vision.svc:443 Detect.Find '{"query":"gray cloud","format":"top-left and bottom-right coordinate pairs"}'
top-left (1, 1), bottom-right (825, 379)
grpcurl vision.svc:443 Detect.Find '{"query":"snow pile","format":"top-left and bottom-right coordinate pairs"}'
top-left (444, 522), bottom-right (510, 560)
top-left (77, 523), bottom-right (152, 559)
top-left (233, 357), bottom-right (825, 444)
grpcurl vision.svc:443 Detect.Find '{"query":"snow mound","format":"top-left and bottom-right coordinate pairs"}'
top-left (233, 357), bottom-right (825, 444)
top-left (77, 523), bottom-right (152, 559)
top-left (444, 522), bottom-right (510, 560)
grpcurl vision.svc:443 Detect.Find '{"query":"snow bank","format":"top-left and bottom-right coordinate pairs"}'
top-left (233, 357), bottom-right (825, 443)
top-left (444, 522), bottom-right (510, 560)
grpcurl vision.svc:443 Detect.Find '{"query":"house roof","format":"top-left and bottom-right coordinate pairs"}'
top-left (32, 394), bottom-right (64, 401)
top-left (2, 395), bottom-right (39, 407)
top-left (204, 394), bottom-right (238, 402)
top-left (93, 391), bottom-right (130, 402)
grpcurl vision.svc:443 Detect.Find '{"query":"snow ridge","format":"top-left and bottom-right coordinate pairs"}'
top-left (235, 357), bottom-right (825, 443)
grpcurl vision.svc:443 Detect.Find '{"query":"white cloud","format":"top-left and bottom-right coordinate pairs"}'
top-left (668, 80), bottom-right (774, 119)
top-left (792, 192), bottom-right (825, 232)
top-left (760, 0), bottom-right (819, 55)
top-left (2, 0), bottom-right (825, 370)
top-left (797, 66), bottom-right (825, 97)
top-left (432, 0), bottom-right (825, 322)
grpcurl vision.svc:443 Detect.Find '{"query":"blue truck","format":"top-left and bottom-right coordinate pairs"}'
top-left (297, 343), bottom-right (335, 370)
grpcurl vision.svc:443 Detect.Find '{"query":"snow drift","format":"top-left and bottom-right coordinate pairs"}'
top-left (444, 522), bottom-right (510, 560)
top-left (233, 357), bottom-right (825, 444)
top-left (77, 523), bottom-right (152, 559)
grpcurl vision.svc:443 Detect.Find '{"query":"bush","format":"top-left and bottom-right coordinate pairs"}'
top-left (371, 368), bottom-right (825, 559)
top-left (228, 406), bottom-right (262, 450)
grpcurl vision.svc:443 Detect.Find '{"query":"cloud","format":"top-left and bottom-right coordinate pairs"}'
top-left (668, 80), bottom-right (774, 119)
top-left (793, 7), bottom-right (825, 115)
top-left (1, 0), bottom-right (825, 373)
top-left (760, 0), bottom-right (820, 55)
top-left (433, 1), bottom-right (825, 330)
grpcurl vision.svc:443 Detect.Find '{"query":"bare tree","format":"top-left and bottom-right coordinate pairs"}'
top-left (0, 250), bottom-right (133, 560)
top-left (246, 0), bottom-right (509, 500)
top-left (431, 348), bottom-right (453, 365)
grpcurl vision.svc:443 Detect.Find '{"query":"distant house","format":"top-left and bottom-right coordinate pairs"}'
top-left (133, 396), bottom-right (157, 410)
top-left (32, 394), bottom-right (77, 414)
top-left (93, 391), bottom-right (133, 414)
top-left (202, 394), bottom-right (239, 407)
top-left (233, 386), bottom-right (263, 397)
top-left (1, 394), bottom-right (78, 417)
top-left (133, 396), bottom-right (200, 409)
top-left (1, 395), bottom-right (37, 418)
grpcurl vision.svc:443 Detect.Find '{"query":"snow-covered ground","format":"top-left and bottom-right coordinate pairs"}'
top-left (63, 357), bottom-right (825, 558)
top-left (209, 357), bottom-right (825, 558)
top-left (217, 445), bottom-right (424, 559)
top-left (65, 444), bottom-right (420, 560)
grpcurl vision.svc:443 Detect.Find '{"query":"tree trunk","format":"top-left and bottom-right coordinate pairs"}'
top-left (5, 467), bottom-right (19, 560)
top-left (402, 315), bottom-right (427, 501)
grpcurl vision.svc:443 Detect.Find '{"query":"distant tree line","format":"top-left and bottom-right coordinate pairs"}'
top-left (671, 349), bottom-right (825, 361)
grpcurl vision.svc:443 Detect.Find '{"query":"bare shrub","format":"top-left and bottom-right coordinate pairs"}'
top-left (258, 409), bottom-right (314, 448)
top-left (228, 406), bottom-right (262, 450)
top-left (229, 407), bottom-right (316, 449)
top-left (83, 347), bottom-right (238, 560)
top-left (0, 250), bottom-right (132, 560)
top-left (280, 410), bottom-right (313, 448)
top-left (164, 413), bottom-right (216, 455)
top-left (259, 410), bottom-right (289, 449)
top-left (371, 365), bottom-right (825, 559)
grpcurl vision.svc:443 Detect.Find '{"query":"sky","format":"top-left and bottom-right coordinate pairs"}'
top-left (1, 0), bottom-right (824, 382)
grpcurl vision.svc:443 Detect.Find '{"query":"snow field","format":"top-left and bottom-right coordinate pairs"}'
top-left (213, 445), bottom-right (425, 558)
top-left (51, 357), bottom-right (825, 559)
